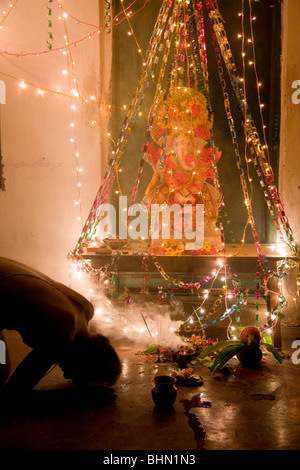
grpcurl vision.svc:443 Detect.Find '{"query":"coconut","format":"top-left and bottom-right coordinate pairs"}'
top-left (240, 327), bottom-right (261, 346)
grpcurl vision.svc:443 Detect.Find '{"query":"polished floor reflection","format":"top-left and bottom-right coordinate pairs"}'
top-left (0, 326), bottom-right (300, 450)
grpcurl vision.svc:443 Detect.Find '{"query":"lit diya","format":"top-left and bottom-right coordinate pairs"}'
top-left (171, 345), bottom-right (195, 369)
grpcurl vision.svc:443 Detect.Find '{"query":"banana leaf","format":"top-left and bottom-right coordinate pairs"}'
top-left (263, 343), bottom-right (283, 364)
top-left (142, 345), bottom-right (158, 355)
top-left (211, 344), bottom-right (246, 373)
top-left (198, 356), bottom-right (215, 368)
top-left (261, 334), bottom-right (273, 345)
top-left (235, 327), bottom-right (246, 338)
top-left (198, 340), bottom-right (243, 359)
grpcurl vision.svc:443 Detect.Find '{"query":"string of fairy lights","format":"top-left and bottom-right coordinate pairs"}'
top-left (0, 0), bottom-right (149, 229)
top-left (68, 0), bottom-right (299, 343)
top-left (1, 0), bottom-right (299, 343)
top-left (0, 1), bottom-right (18, 28)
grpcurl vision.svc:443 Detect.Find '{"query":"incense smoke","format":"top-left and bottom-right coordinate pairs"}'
top-left (68, 266), bottom-right (185, 349)
top-left (91, 295), bottom-right (186, 349)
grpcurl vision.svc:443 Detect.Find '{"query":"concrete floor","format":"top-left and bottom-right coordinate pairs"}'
top-left (0, 325), bottom-right (300, 451)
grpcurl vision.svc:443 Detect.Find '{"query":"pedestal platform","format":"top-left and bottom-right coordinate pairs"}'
top-left (83, 243), bottom-right (292, 348)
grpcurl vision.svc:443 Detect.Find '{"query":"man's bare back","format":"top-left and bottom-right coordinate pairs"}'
top-left (0, 258), bottom-right (121, 398)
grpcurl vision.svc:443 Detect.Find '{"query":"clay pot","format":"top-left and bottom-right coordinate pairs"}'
top-left (237, 344), bottom-right (263, 368)
top-left (151, 376), bottom-right (177, 409)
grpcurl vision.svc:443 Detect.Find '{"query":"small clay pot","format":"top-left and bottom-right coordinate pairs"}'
top-left (237, 344), bottom-right (263, 368)
top-left (151, 375), bottom-right (177, 409)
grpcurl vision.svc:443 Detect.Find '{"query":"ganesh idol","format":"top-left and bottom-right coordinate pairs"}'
top-left (142, 86), bottom-right (223, 254)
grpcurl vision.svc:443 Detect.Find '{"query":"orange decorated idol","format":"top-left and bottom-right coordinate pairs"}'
top-left (142, 87), bottom-right (223, 254)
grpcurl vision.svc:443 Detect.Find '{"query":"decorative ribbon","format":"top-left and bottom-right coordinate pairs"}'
top-left (70, 0), bottom-right (174, 261)
top-left (104, 0), bottom-right (111, 34)
top-left (47, 0), bottom-right (54, 50)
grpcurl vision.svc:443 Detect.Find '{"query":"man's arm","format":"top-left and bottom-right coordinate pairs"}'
top-left (0, 348), bottom-right (57, 400)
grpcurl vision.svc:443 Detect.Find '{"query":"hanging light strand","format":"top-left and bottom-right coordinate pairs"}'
top-left (1, 0), bottom-right (149, 57)
top-left (248, 0), bottom-right (270, 165)
top-left (0, 0), bottom-right (18, 28)
top-left (70, 0), bottom-right (174, 258)
top-left (120, 0), bottom-right (145, 61)
top-left (62, 15), bottom-right (116, 147)
top-left (204, 0), bottom-right (298, 256)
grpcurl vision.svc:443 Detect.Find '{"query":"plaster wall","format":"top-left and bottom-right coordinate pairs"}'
top-left (0, 1), bottom-right (111, 283)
